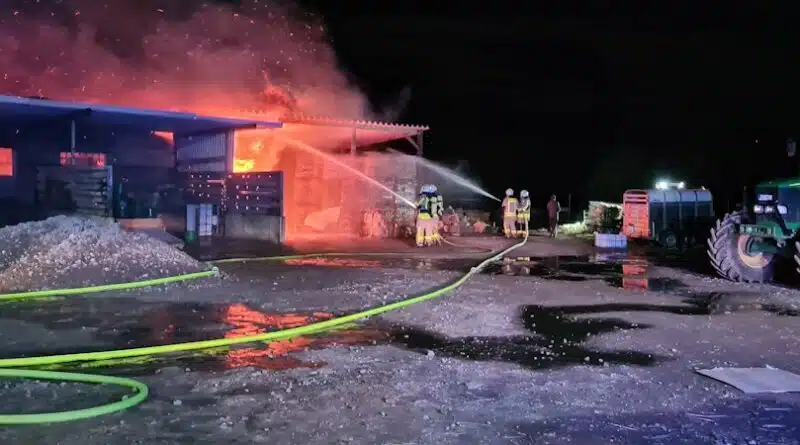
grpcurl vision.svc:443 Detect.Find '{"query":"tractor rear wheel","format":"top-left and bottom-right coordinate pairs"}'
top-left (707, 211), bottom-right (777, 283)
top-left (792, 242), bottom-right (800, 275)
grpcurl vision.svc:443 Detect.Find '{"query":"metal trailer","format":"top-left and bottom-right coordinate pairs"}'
top-left (622, 188), bottom-right (715, 248)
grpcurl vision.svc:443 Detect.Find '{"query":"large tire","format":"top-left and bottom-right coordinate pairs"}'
top-left (792, 242), bottom-right (800, 275)
top-left (707, 211), bottom-right (777, 283)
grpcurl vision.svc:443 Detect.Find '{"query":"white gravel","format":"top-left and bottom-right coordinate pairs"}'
top-left (0, 216), bottom-right (204, 292)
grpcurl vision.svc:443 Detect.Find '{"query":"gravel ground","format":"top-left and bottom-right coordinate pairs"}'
top-left (1, 234), bottom-right (799, 444)
top-left (0, 216), bottom-right (204, 292)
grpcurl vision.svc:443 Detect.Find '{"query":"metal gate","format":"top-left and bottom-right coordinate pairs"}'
top-left (224, 172), bottom-right (284, 242)
top-left (36, 166), bottom-right (113, 217)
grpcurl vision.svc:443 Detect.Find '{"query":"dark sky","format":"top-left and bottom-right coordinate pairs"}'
top-left (6, 0), bottom-right (798, 208)
top-left (294, 1), bottom-right (799, 207)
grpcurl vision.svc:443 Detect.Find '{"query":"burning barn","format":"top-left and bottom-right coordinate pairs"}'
top-left (0, 95), bottom-right (429, 243)
top-left (0, 95), bottom-right (282, 235)
top-left (231, 116), bottom-right (429, 240)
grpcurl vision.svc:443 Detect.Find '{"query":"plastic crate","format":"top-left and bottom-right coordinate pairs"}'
top-left (594, 233), bottom-right (628, 249)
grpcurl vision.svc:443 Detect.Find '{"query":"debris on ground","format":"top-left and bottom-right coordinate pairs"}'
top-left (0, 216), bottom-right (204, 292)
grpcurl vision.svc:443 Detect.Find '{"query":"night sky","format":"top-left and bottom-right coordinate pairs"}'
top-left (299, 2), bottom-right (798, 210)
top-left (4, 0), bottom-right (798, 212)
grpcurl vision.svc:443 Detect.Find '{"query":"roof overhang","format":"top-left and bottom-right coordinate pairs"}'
top-left (281, 116), bottom-right (428, 149)
top-left (230, 110), bottom-right (428, 149)
top-left (0, 95), bottom-right (283, 135)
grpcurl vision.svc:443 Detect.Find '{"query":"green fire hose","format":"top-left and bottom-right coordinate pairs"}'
top-left (0, 235), bottom-right (528, 424)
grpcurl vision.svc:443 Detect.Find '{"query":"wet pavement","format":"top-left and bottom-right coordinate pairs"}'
top-left (3, 250), bottom-right (796, 377)
top-left (0, 299), bottom-right (392, 375)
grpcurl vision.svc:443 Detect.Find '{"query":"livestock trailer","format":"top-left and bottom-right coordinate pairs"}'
top-left (622, 188), bottom-right (715, 248)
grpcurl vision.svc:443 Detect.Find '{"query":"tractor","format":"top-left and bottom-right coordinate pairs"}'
top-left (707, 179), bottom-right (800, 283)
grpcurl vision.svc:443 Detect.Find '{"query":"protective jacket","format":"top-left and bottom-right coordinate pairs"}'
top-left (502, 197), bottom-right (519, 218)
top-left (417, 192), bottom-right (435, 219)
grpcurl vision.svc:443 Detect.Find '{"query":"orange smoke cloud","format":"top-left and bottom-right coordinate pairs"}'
top-left (0, 0), bottom-right (373, 120)
top-left (0, 1), bottom-right (416, 239)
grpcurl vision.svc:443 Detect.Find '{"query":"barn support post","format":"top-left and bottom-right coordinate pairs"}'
top-left (69, 119), bottom-right (76, 165)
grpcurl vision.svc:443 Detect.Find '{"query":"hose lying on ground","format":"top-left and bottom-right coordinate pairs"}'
top-left (0, 235), bottom-right (528, 424)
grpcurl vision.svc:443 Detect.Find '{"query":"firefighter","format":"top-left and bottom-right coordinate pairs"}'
top-left (516, 189), bottom-right (531, 237)
top-left (500, 188), bottom-right (518, 238)
top-left (415, 185), bottom-right (435, 247)
top-left (429, 184), bottom-right (444, 245)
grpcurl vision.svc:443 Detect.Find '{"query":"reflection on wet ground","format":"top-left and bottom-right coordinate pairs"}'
top-left (220, 249), bottom-right (707, 295)
top-left (246, 252), bottom-right (700, 294)
top-left (5, 246), bottom-right (796, 376)
top-left (485, 253), bottom-right (708, 293)
top-left (220, 256), bottom-right (477, 275)
top-left (0, 300), bottom-right (390, 376)
top-left (4, 290), bottom-right (796, 376)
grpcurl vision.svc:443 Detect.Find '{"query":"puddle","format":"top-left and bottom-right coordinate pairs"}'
top-left (220, 255), bottom-right (476, 273)
top-left (487, 254), bottom-right (705, 292)
top-left (392, 303), bottom-right (667, 368)
top-left (4, 301), bottom-right (391, 376)
top-left (392, 297), bottom-right (799, 369)
top-left (686, 293), bottom-right (800, 316)
top-left (604, 276), bottom-right (687, 292)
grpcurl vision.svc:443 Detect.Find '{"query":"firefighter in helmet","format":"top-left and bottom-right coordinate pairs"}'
top-left (516, 189), bottom-right (531, 237)
top-left (500, 188), bottom-right (518, 238)
top-left (415, 184), bottom-right (435, 246)
top-left (429, 184), bottom-right (444, 245)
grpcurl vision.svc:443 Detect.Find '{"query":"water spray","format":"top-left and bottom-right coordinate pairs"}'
top-left (388, 149), bottom-right (501, 202)
top-left (278, 137), bottom-right (417, 209)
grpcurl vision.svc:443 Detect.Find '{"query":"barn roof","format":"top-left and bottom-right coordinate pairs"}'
top-left (0, 95), bottom-right (283, 134)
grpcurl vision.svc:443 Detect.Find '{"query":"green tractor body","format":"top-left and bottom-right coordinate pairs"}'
top-left (708, 179), bottom-right (800, 282)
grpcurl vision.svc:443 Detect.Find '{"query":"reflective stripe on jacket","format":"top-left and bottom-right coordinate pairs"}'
top-left (502, 197), bottom-right (518, 217)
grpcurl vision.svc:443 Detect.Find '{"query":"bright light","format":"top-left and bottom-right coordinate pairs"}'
top-left (654, 179), bottom-right (687, 190)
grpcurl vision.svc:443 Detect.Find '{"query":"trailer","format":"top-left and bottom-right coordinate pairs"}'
top-left (622, 188), bottom-right (715, 248)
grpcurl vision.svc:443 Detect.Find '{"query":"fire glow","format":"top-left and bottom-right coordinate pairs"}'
top-left (0, 1), bottom-right (418, 239)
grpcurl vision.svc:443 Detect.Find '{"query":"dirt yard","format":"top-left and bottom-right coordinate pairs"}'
top-left (1, 233), bottom-right (799, 444)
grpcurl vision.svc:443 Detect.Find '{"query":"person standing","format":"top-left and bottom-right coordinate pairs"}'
top-left (429, 184), bottom-right (444, 245)
top-left (500, 188), bottom-right (518, 238)
top-left (546, 194), bottom-right (561, 238)
top-left (516, 190), bottom-right (531, 237)
top-left (415, 185), bottom-right (434, 247)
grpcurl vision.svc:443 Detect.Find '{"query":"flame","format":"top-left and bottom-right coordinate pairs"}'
top-left (0, 2), bottom-right (422, 242)
top-left (233, 158), bottom-right (255, 172)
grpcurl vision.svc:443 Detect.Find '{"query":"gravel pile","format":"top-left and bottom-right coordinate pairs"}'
top-left (0, 216), bottom-right (205, 292)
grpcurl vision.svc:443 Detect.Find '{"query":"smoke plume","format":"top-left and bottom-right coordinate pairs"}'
top-left (0, 0), bottom-right (373, 121)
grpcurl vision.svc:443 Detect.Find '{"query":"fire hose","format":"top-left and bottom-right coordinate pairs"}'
top-left (0, 234), bottom-right (528, 424)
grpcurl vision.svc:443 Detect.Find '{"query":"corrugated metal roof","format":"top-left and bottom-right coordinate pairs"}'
top-left (236, 109), bottom-right (429, 133)
top-left (283, 116), bottom-right (429, 133)
top-left (0, 95), bottom-right (283, 134)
